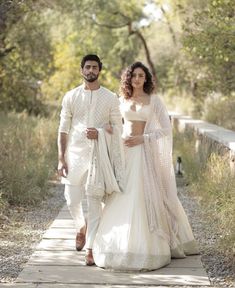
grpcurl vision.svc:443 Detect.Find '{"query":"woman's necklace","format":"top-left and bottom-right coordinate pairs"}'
top-left (131, 95), bottom-right (147, 106)
top-left (128, 96), bottom-right (146, 112)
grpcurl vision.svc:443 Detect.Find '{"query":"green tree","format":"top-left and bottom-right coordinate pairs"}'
top-left (42, 0), bottom-right (143, 100)
top-left (182, 0), bottom-right (234, 99)
top-left (0, 1), bottom-right (53, 114)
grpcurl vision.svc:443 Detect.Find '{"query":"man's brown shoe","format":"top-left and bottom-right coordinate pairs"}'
top-left (76, 233), bottom-right (86, 251)
top-left (85, 249), bottom-right (95, 266)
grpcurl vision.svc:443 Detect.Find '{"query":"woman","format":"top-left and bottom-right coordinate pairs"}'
top-left (93, 62), bottom-right (198, 271)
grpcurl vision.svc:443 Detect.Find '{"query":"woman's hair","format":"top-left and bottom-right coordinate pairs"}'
top-left (120, 62), bottom-right (155, 99)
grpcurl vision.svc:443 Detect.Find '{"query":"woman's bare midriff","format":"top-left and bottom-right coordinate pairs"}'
top-left (123, 120), bottom-right (146, 136)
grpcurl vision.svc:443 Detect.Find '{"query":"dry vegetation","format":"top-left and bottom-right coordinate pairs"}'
top-left (173, 130), bottom-right (235, 257)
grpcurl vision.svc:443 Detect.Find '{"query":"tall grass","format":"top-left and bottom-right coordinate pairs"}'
top-left (0, 111), bottom-right (58, 208)
top-left (173, 130), bottom-right (235, 253)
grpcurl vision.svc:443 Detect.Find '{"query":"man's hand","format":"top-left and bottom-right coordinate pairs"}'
top-left (86, 128), bottom-right (98, 139)
top-left (57, 158), bottom-right (68, 178)
top-left (124, 135), bottom-right (144, 147)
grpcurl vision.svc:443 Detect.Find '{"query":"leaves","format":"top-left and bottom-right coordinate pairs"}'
top-left (0, 0), bottom-right (234, 121)
top-left (182, 0), bottom-right (235, 96)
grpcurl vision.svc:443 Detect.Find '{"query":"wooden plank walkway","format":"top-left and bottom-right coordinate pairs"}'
top-left (0, 205), bottom-right (211, 288)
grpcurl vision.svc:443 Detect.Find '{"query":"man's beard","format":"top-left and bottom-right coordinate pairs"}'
top-left (83, 73), bottom-right (99, 83)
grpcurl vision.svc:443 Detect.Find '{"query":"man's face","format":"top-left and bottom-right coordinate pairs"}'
top-left (81, 60), bottom-right (100, 82)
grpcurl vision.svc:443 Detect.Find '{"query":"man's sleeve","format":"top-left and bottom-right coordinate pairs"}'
top-left (58, 93), bottom-right (72, 134)
top-left (109, 94), bottom-right (122, 132)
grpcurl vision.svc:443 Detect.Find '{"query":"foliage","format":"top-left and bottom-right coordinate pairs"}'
top-left (182, 0), bottom-right (234, 108)
top-left (0, 0), bottom-right (234, 127)
top-left (0, 1), bottom-right (53, 114)
top-left (0, 112), bottom-right (58, 206)
top-left (203, 93), bottom-right (235, 130)
top-left (42, 0), bottom-right (144, 100)
top-left (173, 130), bottom-right (235, 253)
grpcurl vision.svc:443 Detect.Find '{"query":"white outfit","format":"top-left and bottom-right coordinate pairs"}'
top-left (93, 95), bottom-right (198, 270)
top-left (58, 84), bottom-right (122, 248)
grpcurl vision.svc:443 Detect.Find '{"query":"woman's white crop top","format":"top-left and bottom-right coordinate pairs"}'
top-left (120, 101), bottom-right (150, 121)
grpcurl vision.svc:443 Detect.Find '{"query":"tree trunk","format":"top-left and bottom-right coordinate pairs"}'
top-left (134, 30), bottom-right (157, 82)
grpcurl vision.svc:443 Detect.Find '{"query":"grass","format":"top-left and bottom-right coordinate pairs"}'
top-left (0, 111), bottom-right (58, 209)
top-left (173, 130), bottom-right (235, 254)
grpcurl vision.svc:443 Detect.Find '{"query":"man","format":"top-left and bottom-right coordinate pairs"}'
top-left (57, 54), bottom-right (123, 265)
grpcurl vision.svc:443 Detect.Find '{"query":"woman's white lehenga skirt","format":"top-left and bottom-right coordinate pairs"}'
top-left (93, 144), bottom-right (198, 271)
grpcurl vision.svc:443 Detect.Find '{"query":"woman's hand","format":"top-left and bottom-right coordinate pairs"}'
top-left (124, 135), bottom-right (144, 147)
top-left (103, 123), bottom-right (113, 134)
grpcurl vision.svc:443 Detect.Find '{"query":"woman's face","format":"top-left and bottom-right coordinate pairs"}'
top-left (131, 67), bottom-right (146, 89)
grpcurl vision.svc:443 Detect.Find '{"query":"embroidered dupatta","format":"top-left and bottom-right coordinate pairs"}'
top-left (143, 95), bottom-right (180, 249)
top-left (85, 126), bottom-right (125, 199)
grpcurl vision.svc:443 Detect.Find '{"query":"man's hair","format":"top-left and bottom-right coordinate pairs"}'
top-left (81, 54), bottom-right (102, 71)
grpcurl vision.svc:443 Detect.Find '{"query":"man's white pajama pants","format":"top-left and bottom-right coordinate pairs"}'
top-left (64, 185), bottom-right (102, 249)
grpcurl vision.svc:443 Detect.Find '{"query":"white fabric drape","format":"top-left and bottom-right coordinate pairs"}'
top-left (85, 127), bottom-right (125, 199)
top-left (143, 95), bottom-right (197, 253)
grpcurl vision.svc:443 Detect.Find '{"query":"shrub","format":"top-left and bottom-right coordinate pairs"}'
top-left (0, 112), bottom-right (58, 207)
top-left (173, 130), bottom-right (235, 252)
top-left (203, 94), bottom-right (235, 131)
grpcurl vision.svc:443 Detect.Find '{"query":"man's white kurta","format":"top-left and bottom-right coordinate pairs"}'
top-left (58, 84), bottom-right (122, 186)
